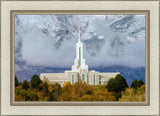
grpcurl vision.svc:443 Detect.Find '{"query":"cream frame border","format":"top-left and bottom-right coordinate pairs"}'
top-left (11, 10), bottom-right (150, 106)
top-left (1, 0), bottom-right (159, 115)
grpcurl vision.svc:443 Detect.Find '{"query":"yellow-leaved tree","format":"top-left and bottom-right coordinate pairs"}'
top-left (119, 85), bottom-right (145, 101)
top-left (59, 82), bottom-right (72, 101)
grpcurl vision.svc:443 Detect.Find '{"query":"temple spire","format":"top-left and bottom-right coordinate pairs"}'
top-left (78, 25), bottom-right (81, 42)
top-left (71, 25), bottom-right (88, 72)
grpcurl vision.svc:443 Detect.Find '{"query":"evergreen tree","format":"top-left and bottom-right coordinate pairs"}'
top-left (131, 79), bottom-right (144, 89)
top-left (31, 75), bottom-right (42, 90)
top-left (15, 76), bottom-right (19, 87)
top-left (130, 79), bottom-right (138, 88)
top-left (139, 80), bottom-right (145, 86)
top-left (106, 74), bottom-right (128, 92)
top-left (22, 80), bottom-right (29, 90)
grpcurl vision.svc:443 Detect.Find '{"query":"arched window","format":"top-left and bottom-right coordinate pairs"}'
top-left (82, 74), bottom-right (85, 81)
top-left (72, 75), bottom-right (74, 84)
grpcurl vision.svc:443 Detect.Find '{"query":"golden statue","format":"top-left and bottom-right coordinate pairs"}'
top-left (78, 25), bottom-right (80, 31)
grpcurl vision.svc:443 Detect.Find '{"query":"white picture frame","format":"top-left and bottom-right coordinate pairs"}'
top-left (0, 0), bottom-right (159, 115)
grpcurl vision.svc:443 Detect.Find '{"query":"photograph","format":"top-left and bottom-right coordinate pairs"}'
top-left (14, 14), bottom-right (146, 102)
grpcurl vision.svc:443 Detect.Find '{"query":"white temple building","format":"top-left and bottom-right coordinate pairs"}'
top-left (40, 26), bottom-right (120, 87)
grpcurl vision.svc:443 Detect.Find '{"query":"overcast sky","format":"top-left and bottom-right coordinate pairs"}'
top-left (15, 15), bottom-right (145, 68)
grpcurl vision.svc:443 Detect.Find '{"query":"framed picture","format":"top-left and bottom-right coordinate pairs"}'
top-left (0, 0), bottom-right (159, 115)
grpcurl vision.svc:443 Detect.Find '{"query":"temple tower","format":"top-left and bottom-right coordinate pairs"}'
top-left (72, 26), bottom-right (88, 72)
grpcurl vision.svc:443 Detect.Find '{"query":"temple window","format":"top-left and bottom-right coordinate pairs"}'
top-left (72, 75), bottom-right (74, 84)
top-left (79, 47), bottom-right (81, 65)
top-left (93, 74), bottom-right (95, 85)
top-left (82, 74), bottom-right (85, 81)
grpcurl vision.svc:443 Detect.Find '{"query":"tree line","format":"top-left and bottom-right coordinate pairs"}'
top-left (15, 74), bottom-right (145, 101)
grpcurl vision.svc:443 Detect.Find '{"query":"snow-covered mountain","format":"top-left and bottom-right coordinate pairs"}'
top-left (15, 15), bottom-right (145, 85)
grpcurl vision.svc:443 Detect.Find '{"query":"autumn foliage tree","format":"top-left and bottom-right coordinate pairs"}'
top-left (119, 85), bottom-right (145, 101)
top-left (58, 79), bottom-right (115, 101)
top-left (48, 83), bottom-right (62, 101)
top-left (15, 86), bottom-right (38, 101)
top-left (43, 82), bottom-right (49, 95)
top-left (15, 74), bottom-right (145, 102)
top-left (60, 82), bottom-right (72, 101)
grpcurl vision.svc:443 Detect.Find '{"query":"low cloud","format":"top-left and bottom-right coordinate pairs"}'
top-left (16, 15), bottom-right (145, 68)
